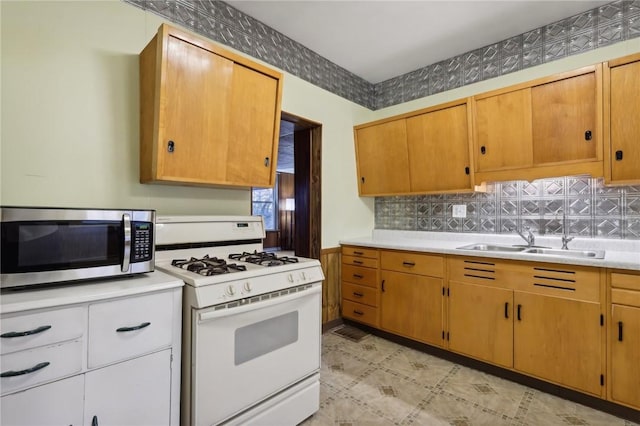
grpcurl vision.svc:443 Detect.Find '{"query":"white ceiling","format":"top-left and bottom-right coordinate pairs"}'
top-left (227, 0), bottom-right (610, 83)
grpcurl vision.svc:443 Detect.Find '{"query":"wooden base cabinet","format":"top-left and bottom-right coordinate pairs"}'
top-left (341, 246), bottom-right (380, 327)
top-left (447, 256), bottom-right (605, 397)
top-left (380, 251), bottom-right (444, 347)
top-left (448, 281), bottom-right (513, 368)
top-left (513, 292), bottom-right (603, 396)
top-left (609, 271), bottom-right (640, 410)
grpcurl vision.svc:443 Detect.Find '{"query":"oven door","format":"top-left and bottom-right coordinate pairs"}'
top-left (192, 284), bottom-right (321, 426)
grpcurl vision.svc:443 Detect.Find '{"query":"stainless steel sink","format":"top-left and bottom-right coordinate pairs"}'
top-left (456, 243), bottom-right (527, 253)
top-left (523, 247), bottom-right (605, 259)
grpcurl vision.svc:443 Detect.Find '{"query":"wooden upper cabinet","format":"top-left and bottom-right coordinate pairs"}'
top-left (474, 88), bottom-right (533, 172)
top-left (406, 100), bottom-right (474, 193)
top-left (139, 24), bottom-right (282, 188)
top-left (605, 53), bottom-right (640, 185)
top-left (472, 65), bottom-right (603, 183)
top-left (532, 71), bottom-right (598, 164)
top-left (354, 119), bottom-right (410, 196)
top-left (354, 98), bottom-right (473, 196)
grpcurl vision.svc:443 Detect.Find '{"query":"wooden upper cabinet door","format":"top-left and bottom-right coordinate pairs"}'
top-left (159, 36), bottom-right (233, 183)
top-left (406, 103), bottom-right (472, 193)
top-left (355, 120), bottom-right (410, 196)
top-left (474, 88), bottom-right (533, 172)
top-left (531, 71), bottom-right (599, 165)
top-left (226, 64), bottom-right (280, 187)
top-left (607, 56), bottom-right (640, 183)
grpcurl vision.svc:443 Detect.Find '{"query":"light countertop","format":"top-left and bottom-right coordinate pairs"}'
top-left (1, 270), bottom-right (184, 314)
top-left (340, 230), bottom-right (640, 271)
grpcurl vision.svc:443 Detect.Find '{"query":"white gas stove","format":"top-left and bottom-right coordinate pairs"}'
top-left (154, 215), bottom-right (323, 426)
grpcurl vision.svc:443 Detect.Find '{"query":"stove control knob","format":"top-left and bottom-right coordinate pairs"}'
top-left (300, 271), bottom-right (307, 280)
top-left (243, 282), bottom-right (252, 292)
top-left (287, 274), bottom-right (294, 283)
top-left (226, 285), bottom-right (235, 296)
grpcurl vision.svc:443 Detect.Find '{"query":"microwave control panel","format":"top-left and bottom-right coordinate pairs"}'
top-left (132, 222), bottom-right (153, 262)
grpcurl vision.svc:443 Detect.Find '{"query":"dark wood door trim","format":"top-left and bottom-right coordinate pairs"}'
top-left (281, 111), bottom-right (322, 260)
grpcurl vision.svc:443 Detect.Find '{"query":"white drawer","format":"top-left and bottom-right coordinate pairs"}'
top-left (0, 339), bottom-right (83, 396)
top-left (88, 291), bottom-right (174, 368)
top-left (1, 307), bottom-right (85, 355)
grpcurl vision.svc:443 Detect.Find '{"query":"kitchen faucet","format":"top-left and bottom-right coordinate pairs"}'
top-left (561, 209), bottom-right (574, 250)
top-left (514, 226), bottom-right (536, 247)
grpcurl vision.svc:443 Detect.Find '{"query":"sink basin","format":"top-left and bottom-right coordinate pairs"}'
top-left (523, 247), bottom-right (605, 259)
top-left (456, 243), bottom-right (527, 253)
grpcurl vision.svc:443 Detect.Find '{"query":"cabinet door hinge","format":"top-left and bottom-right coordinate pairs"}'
top-left (600, 314), bottom-right (604, 326)
top-left (600, 374), bottom-right (604, 386)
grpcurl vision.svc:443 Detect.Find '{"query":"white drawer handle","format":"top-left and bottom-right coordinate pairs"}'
top-left (116, 322), bottom-right (151, 333)
top-left (1, 325), bottom-right (51, 338)
top-left (1, 361), bottom-right (50, 378)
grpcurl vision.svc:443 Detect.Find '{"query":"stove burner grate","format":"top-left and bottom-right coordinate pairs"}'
top-left (229, 251), bottom-right (299, 266)
top-left (171, 255), bottom-right (247, 275)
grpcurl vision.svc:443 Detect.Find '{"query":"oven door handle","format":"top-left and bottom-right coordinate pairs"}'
top-left (121, 213), bottom-right (131, 272)
top-left (198, 285), bottom-right (321, 323)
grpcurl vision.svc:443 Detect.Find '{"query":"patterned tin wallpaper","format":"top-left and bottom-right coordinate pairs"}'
top-left (124, 1), bottom-right (640, 110)
top-left (375, 177), bottom-right (640, 239)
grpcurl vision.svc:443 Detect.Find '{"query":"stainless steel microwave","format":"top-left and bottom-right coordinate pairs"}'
top-left (1, 207), bottom-right (155, 289)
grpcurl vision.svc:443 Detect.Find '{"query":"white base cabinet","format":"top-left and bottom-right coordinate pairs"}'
top-left (85, 349), bottom-right (172, 426)
top-left (0, 275), bottom-right (182, 426)
top-left (1, 375), bottom-right (84, 426)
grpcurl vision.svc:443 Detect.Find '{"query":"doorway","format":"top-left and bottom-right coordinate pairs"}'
top-left (258, 113), bottom-right (321, 259)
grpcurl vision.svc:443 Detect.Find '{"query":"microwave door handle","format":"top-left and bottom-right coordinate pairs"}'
top-left (122, 213), bottom-right (131, 272)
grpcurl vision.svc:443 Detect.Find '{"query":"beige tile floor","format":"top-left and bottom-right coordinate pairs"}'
top-left (302, 327), bottom-right (639, 426)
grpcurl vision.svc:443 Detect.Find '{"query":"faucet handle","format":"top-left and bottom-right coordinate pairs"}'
top-left (561, 235), bottom-right (574, 250)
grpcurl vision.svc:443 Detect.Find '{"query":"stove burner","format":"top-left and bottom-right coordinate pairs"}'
top-left (229, 251), bottom-right (299, 266)
top-left (171, 255), bottom-right (247, 275)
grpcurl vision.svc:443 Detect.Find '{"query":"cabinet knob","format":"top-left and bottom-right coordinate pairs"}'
top-left (92, 415), bottom-right (99, 426)
top-left (167, 140), bottom-right (175, 153)
top-left (480, 146), bottom-right (486, 155)
top-left (465, 166), bottom-right (470, 175)
top-left (361, 177), bottom-right (365, 184)
top-left (618, 321), bottom-right (624, 341)
top-left (615, 150), bottom-right (623, 161)
top-left (264, 157), bottom-right (270, 167)
top-left (584, 130), bottom-right (592, 141)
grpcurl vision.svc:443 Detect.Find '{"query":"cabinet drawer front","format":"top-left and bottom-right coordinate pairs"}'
top-left (342, 246), bottom-right (378, 259)
top-left (1, 339), bottom-right (83, 396)
top-left (341, 265), bottom-right (378, 288)
top-left (1, 307), bottom-right (85, 355)
top-left (611, 272), bottom-right (640, 291)
top-left (342, 300), bottom-right (377, 327)
top-left (381, 251), bottom-right (444, 277)
top-left (611, 289), bottom-right (640, 308)
top-left (343, 255), bottom-right (378, 269)
top-left (88, 291), bottom-right (174, 368)
top-left (342, 282), bottom-right (377, 307)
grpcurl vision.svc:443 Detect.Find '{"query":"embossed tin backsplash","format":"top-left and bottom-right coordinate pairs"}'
top-left (375, 177), bottom-right (640, 239)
